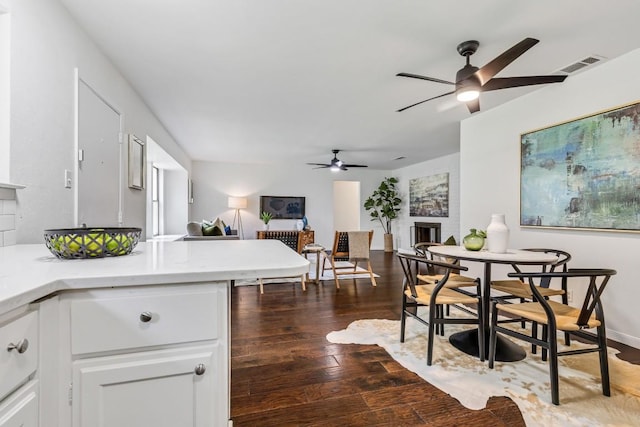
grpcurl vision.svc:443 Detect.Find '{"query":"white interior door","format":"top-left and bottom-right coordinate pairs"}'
top-left (77, 79), bottom-right (121, 227)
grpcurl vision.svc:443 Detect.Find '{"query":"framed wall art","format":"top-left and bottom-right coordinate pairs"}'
top-left (128, 134), bottom-right (145, 190)
top-left (409, 173), bottom-right (449, 217)
top-left (260, 196), bottom-right (305, 219)
top-left (520, 101), bottom-right (640, 232)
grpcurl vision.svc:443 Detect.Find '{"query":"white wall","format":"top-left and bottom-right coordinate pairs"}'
top-left (460, 48), bottom-right (640, 348)
top-left (9, 0), bottom-right (190, 243)
top-left (0, 4), bottom-right (9, 183)
top-left (393, 153), bottom-right (461, 250)
top-left (191, 161), bottom-right (387, 249)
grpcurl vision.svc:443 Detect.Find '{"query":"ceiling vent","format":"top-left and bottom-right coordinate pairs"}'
top-left (557, 55), bottom-right (606, 75)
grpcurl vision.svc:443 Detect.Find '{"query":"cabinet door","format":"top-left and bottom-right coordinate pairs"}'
top-left (72, 345), bottom-right (226, 427)
top-left (0, 381), bottom-right (38, 427)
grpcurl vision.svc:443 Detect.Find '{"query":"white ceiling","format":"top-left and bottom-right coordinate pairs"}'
top-left (59, 0), bottom-right (640, 170)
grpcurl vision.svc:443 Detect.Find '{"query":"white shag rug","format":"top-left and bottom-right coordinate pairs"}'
top-left (326, 314), bottom-right (640, 427)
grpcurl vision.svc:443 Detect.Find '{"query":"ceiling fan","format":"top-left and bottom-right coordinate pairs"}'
top-left (306, 149), bottom-right (368, 171)
top-left (396, 37), bottom-right (567, 114)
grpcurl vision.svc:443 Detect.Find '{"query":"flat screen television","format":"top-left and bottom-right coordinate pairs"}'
top-left (260, 196), bottom-right (305, 220)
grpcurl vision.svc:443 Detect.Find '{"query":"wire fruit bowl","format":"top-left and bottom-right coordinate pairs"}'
top-left (44, 227), bottom-right (142, 259)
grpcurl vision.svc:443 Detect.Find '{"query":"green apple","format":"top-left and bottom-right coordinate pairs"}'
top-left (62, 234), bottom-right (81, 254)
top-left (85, 232), bottom-right (104, 256)
top-left (106, 234), bottom-right (132, 255)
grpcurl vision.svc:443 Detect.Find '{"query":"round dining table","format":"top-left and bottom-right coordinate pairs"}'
top-left (428, 245), bottom-right (558, 362)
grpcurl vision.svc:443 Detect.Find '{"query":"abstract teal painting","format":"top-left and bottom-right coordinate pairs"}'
top-left (521, 101), bottom-right (640, 232)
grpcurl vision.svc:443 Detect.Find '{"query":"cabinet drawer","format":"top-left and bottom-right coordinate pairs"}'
top-left (0, 380), bottom-right (38, 427)
top-left (70, 286), bottom-right (224, 355)
top-left (0, 311), bottom-right (38, 401)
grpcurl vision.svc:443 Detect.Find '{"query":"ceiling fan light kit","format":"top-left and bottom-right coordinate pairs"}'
top-left (397, 37), bottom-right (567, 113)
top-left (306, 149), bottom-right (368, 171)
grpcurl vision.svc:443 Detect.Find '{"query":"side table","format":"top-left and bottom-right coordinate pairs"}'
top-left (302, 244), bottom-right (324, 284)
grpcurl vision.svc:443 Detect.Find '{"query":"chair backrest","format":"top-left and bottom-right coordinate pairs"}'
top-left (508, 268), bottom-right (617, 328)
top-left (413, 242), bottom-right (441, 258)
top-left (397, 253), bottom-right (469, 299)
top-left (522, 248), bottom-right (572, 272)
top-left (510, 248), bottom-right (572, 289)
top-left (331, 231), bottom-right (373, 261)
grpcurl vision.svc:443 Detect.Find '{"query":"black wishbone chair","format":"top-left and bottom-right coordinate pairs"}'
top-left (398, 253), bottom-right (483, 365)
top-left (488, 268), bottom-right (617, 405)
top-left (491, 248), bottom-right (572, 350)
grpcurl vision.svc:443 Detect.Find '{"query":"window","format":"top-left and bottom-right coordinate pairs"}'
top-left (152, 165), bottom-right (160, 236)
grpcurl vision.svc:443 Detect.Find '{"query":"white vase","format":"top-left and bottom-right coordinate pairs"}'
top-left (487, 213), bottom-right (509, 253)
top-left (263, 223), bottom-right (269, 231)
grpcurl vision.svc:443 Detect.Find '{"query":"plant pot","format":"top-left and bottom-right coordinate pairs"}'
top-left (263, 223), bottom-right (270, 231)
top-left (383, 233), bottom-right (394, 252)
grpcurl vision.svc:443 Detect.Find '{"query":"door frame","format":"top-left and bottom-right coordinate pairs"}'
top-left (73, 69), bottom-right (125, 226)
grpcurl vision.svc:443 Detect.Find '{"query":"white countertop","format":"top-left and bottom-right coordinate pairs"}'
top-left (0, 240), bottom-right (309, 314)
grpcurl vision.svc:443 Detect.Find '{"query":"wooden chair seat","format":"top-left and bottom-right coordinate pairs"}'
top-left (405, 285), bottom-right (479, 306)
top-left (496, 300), bottom-right (600, 331)
top-left (418, 273), bottom-right (478, 288)
top-left (492, 279), bottom-right (565, 299)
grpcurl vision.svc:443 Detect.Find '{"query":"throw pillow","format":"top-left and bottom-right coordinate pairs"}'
top-left (186, 221), bottom-right (203, 236)
top-left (443, 235), bottom-right (457, 245)
top-left (202, 218), bottom-right (226, 236)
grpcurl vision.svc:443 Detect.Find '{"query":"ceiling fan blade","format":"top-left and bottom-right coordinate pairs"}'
top-left (466, 98), bottom-right (480, 114)
top-left (474, 38), bottom-right (539, 85)
top-left (313, 165), bottom-right (331, 169)
top-left (306, 162), bottom-right (331, 166)
top-left (482, 75), bottom-right (567, 91)
top-left (396, 72), bottom-right (455, 86)
top-left (342, 164), bottom-right (368, 168)
top-left (397, 91), bottom-right (455, 112)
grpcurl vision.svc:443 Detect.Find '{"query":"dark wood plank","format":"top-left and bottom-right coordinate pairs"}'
top-left (230, 250), bottom-right (639, 425)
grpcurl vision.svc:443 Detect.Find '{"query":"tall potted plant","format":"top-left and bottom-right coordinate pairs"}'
top-left (364, 177), bottom-right (401, 252)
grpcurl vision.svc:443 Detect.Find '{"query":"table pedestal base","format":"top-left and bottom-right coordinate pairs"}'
top-left (449, 329), bottom-right (526, 362)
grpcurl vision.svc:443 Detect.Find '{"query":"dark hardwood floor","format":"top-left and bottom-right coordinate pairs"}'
top-left (230, 251), bottom-right (639, 426)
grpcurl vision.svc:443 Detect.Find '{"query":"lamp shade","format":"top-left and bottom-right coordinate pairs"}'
top-left (228, 196), bottom-right (247, 209)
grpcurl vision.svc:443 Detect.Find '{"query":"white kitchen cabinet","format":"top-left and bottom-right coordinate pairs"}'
top-left (0, 308), bottom-right (39, 427)
top-left (72, 345), bottom-right (222, 427)
top-left (58, 283), bottom-right (229, 427)
top-left (0, 381), bottom-right (38, 427)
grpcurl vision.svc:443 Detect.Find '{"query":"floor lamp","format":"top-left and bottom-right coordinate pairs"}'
top-left (228, 196), bottom-right (247, 239)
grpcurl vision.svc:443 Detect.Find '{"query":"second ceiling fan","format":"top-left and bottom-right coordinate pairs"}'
top-left (397, 37), bottom-right (567, 114)
top-left (306, 149), bottom-right (368, 171)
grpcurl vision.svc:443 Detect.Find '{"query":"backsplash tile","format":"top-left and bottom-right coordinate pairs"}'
top-left (0, 188), bottom-right (16, 247)
top-left (3, 229), bottom-right (15, 245)
top-left (0, 214), bottom-right (14, 231)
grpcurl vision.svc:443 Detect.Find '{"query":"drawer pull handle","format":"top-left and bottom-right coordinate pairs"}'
top-left (194, 364), bottom-right (206, 376)
top-left (139, 312), bottom-right (153, 323)
top-left (7, 338), bottom-right (29, 354)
